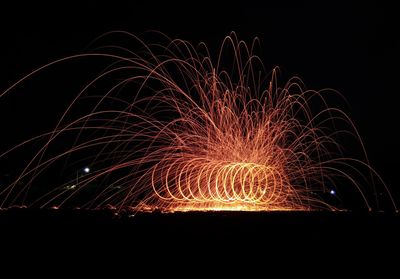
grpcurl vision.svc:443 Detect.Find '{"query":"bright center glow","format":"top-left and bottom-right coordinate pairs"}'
top-left (83, 167), bottom-right (90, 174)
top-left (151, 159), bottom-right (307, 211)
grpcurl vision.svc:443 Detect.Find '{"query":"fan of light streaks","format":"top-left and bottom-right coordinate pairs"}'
top-left (0, 32), bottom-right (396, 212)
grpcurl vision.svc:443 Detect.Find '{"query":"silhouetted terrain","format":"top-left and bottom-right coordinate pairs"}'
top-left (1, 209), bottom-right (398, 246)
top-left (1, 209), bottom-right (398, 274)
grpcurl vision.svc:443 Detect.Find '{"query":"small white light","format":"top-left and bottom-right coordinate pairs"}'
top-left (330, 189), bottom-right (336, 195)
top-left (83, 167), bottom-right (90, 173)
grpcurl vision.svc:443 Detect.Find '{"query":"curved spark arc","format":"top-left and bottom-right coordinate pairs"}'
top-left (0, 31), bottom-right (397, 213)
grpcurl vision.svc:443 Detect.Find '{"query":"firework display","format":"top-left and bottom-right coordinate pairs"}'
top-left (0, 32), bottom-right (396, 212)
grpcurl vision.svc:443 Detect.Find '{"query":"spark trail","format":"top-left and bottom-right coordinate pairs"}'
top-left (0, 32), bottom-right (396, 212)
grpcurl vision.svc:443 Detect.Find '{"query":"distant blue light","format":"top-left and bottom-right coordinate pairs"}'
top-left (330, 189), bottom-right (336, 195)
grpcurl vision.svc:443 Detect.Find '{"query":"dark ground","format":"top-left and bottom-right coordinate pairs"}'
top-left (0, 209), bottom-right (398, 274)
top-left (1, 209), bottom-right (399, 249)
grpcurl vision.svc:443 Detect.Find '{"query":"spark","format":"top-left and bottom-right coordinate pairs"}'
top-left (0, 31), bottom-right (396, 213)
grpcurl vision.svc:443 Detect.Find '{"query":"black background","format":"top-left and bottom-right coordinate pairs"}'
top-left (0, 0), bottom-right (399, 203)
top-left (0, 0), bottom-right (399, 269)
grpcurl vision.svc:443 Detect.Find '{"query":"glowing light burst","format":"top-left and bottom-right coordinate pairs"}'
top-left (0, 32), bottom-right (396, 212)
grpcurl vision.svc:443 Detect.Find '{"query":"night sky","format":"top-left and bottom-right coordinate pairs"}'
top-left (1, 0), bottom-right (399, 203)
top-left (0, 0), bottom-right (399, 270)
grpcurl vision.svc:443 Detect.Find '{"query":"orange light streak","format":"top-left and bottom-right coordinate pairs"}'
top-left (0, 32), bottom-right (396, 212)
